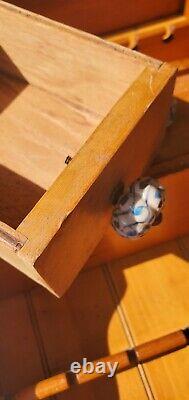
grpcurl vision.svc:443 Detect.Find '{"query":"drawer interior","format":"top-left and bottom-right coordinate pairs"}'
top-left (0, 3), bottom-right (152, 230)
top-left (1, 1), bottom-right (177, 298)
top-left (3, 0), bottom-right (189, 180)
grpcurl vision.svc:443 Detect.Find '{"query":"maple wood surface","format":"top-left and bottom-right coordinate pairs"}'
top-left (109, 236), bottom-right (189, 399)
top-left (3, 0), bottom-right (185, 35)
top-left (0, 235), bottom-right (189, 399)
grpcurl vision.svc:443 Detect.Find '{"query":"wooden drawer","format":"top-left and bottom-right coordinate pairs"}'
top-left (0, 1), bottom-right (176, 297)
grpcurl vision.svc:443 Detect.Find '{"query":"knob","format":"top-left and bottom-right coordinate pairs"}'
top-left (112, 177), bottom-right (165, 239)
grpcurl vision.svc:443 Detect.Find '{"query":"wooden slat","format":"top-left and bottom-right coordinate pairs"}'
top-left (31, 268), bottom-right (127, 370)
top-left (141, 347), bottom-right (189, 400)
top-left (30, 267), bottom-right (148, 399)
top-left (0, 294), bottom-right (44, 395)
top-left (108, 237), bottom-right (189, 399)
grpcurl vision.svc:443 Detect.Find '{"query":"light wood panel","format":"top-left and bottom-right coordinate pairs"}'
top-left (29, 267), bottom-right (148, 400)
top-left (142, 347), bottom-right (189, 400)
top-left (17, 64), bottom-right (175, 296)
top-left (108, 237), bottom-right (189, 399)
top-left (0, 8), bottom-right (152, 192)
top-left (0, 1), bottom-right (176, 296)
top-left (0, 236), bottom-right (189, 398)
top-left (0, 294), bottom-right (45, 395)
top-left (1, 67), bottom-right (188, 296)
top-left (3, 0), bottom-right (184, 35)
top-left (0, 1), bottom-right (158, 101)
top-left (0, 265), bottom-right (149, 399)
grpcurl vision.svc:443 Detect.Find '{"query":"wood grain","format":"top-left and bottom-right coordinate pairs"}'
top-left (108, 237), bottom-right (189, 399)
top-left (0, 7), bottom-right (152, 190)
top-left (0, 235), bottom-right (188, 398)
top-left (18, 64), bottom-right (175, 296)
top-left (0, 1), bottom-right (176, 295)
top-left (0, 1), bottom-right (158, 98)
top-left (29, 267), bottom-right (148, 400)
top-left (0, 294), bottom-right (45, 395)
top-left (3, 0), bottom-right (184, 35)
top-left (14, 329), bottom-right (189, 400)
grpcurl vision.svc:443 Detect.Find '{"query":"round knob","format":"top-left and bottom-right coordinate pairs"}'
top-left (112, 177), bottom-right (165, 239)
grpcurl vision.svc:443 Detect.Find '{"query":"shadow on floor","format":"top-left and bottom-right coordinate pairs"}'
top-left (0, 46), bottom-right (28, 113)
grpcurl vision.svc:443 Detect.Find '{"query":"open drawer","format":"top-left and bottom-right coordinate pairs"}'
top-left (0, 1), bottom-right (176, 297)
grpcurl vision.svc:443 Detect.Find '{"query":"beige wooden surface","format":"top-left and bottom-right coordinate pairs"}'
top-left (17, 64), bottom-right (174, 297)
top-left (1, 235), bottom-right (189, 398)
top-left (109, 237), bottom-right (189, 399)
top-left (0, 1), bottom-right (176, 296)
top-left (0, 294), bottom-right (45, 394)
top-left (0, 4), bottom-right (151, 192)
top-left (0, 265), bottom-right (148, 400)
top-left (3, 0), bottom-right (184, 35)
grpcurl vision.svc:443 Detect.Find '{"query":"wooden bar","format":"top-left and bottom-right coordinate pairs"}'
top-left (13, 329), bottom-right (189, 400)
top-left (109, 236), bottom-right (189, 399)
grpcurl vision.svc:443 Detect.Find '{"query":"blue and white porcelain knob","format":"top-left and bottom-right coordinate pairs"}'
top-left (112, 177), bottom-right (165, 239)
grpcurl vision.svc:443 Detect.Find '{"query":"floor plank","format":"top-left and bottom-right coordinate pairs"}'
top-left (30, 267), bottom-right (148, 400)
top-left (0, 294), bottom-right (44, 395)
top-left (108, 237), bottom-right (189, 399)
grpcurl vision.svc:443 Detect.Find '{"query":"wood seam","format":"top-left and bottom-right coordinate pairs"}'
top-left (24, 292), bottom-right (54, 384)
top-left (102, 264), bottom-right (156, 400)
top-left (177, 236), bottom-right (189, 261)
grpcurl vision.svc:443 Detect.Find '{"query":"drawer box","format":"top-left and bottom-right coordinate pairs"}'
top-left (0, 1), bottom-right (176, 297)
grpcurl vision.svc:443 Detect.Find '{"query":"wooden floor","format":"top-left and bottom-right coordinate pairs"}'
top-left (0, 234), bottom-right (189, 399)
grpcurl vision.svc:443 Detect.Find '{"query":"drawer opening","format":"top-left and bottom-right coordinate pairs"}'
top-left (0, 1), bottom-right (176, 297)
top-left (0, 3), bottom-right (156, 233)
